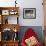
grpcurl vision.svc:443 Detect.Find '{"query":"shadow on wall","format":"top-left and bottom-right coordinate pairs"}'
top-left (18, 26), bottom-right (44, 44)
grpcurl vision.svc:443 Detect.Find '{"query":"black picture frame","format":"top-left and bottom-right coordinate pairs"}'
top-left (23, 8), bottom-right (36, 19)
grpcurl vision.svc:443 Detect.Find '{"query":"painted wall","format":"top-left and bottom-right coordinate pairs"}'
top-left (18, 0), bottom-right (44, 26)
top-left (0, 0), bottom-right (44, 26)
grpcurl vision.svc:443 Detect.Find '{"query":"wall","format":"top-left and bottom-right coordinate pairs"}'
top-left (0, 0), bottom-right (44, 26)
top-left (18, 0), bottom-right (44, 26)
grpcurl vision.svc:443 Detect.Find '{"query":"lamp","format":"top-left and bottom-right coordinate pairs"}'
top-left (15, 0), bottom-right (17, 7)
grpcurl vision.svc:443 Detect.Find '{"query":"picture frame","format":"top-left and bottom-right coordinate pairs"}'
top-left (23, 8), bottom-right (36, 19)
top-left (9, 10), bottom-right (18, 15)
top-left (2, 10), bottom-right (9, 15)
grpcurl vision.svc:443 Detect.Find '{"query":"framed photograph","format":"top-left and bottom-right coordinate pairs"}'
top-left (2, 10), bottom-right (9, 15)
top-left (9, 10), bottom-right (18, 15)
top-left (23, 8), bottom-right (36, 19)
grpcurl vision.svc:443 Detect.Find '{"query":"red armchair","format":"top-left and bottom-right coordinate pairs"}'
top-left (21, 28), bottom-right (41, 46)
